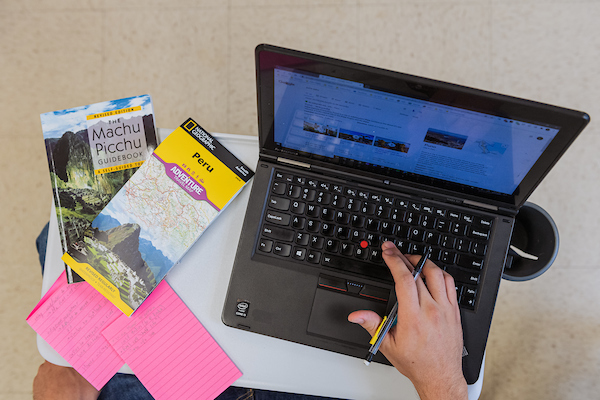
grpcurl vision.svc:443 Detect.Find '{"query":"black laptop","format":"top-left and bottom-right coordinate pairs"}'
top-left (222, 44), bottom-right (589, 384)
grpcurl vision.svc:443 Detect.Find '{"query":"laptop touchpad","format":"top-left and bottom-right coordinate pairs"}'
top-left (307, 288), bottom-right (387, 347)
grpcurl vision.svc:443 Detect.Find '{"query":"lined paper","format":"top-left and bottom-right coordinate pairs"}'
top-left (27, 272), bottom-right (125, 389)
top-left (103, 280), bottom-right (242, 400)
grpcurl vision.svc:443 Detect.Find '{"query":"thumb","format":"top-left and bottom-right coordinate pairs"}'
top-left (348, 310), bottom-right (384, 337)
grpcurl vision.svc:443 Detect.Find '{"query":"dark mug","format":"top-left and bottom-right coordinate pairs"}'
top-left (502, 202), bottom-right (559, 281)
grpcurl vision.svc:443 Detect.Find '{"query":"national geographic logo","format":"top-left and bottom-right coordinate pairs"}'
top-left (182, 118), bottom-right (198, 132)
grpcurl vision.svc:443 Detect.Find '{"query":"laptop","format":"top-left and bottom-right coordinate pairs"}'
top-left (222, 44), bottom-right (589, 384)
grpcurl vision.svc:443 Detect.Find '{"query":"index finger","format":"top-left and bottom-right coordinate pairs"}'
top-left (381, 242), bottom-right (419, 309)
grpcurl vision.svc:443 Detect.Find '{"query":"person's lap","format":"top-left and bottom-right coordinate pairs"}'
top-left (35, 223), bottom-right (339, 400)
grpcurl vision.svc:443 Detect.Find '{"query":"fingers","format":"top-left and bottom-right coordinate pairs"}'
top-left (401, 250), bottom-right (457, 308)
top-left (381, 242), bottom-right (420, 309)
top-left (348, 310), bottom-right (384, 337)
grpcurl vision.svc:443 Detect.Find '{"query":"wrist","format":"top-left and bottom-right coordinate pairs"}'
top-left (412, 373), bottom-right (468, 400)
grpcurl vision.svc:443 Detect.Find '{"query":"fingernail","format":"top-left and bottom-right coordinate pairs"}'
top-left (349, 317), bottom-right (365, 324)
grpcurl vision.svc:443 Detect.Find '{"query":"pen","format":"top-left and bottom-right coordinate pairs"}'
top-left (364, 248), bottom-right (431, 366)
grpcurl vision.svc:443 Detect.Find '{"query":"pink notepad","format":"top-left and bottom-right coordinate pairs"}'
top-left (103, 280), bottom-right (242, 400)
top-left (26, 272), bottom-right (125, 389)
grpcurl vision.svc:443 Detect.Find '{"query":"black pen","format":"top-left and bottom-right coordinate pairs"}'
top-left (364, 248), bottom-right (430, 365)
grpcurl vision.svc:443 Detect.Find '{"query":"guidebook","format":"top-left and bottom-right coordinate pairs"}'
top-left (62, 118), bottom-right (254, 316)
top-left (41, 95), bottom-right (159, 283)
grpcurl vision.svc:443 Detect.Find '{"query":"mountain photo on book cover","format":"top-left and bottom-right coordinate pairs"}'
top-left (68, 155), bottom-right (220, 311)
top-left (41, 95), bottom-right (158, 283)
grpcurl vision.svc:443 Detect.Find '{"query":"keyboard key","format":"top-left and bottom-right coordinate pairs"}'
top-left (468, 227), bottom-right (490, 240)
top-left (381, 221), bottom-right (394, 234)
top-left (405, 212), bottom-right (419, 225)
top-left (335, 210), bottom-right (350, 224)
top-left (275, 171), bottom-right (292, 182)
top-left (292, 216), bottom-right (305, 229)
top-left (382, 196), bottom-right (394, 205)
top-left (361, 202), bottom-right (376, 215)
top-left (291, 200), bottom-right (306, 214)
top-left (258, 239), bottom-right (273, 252)
top-left (446, 267), bottom-right (480, 285)
top-left (321, 207), bottom-right (335, 221)
top-left (355, 246), bottom-right (368, 260)
top-left (456, 254), bottom-right (484, 270)
top-left (340, 242), bottom-right (354, 256)
top-left (471, 242), bottom-right (487, 256)
top-left (451, 222), bottom-right (467, 236)
top-left (331, 194), bottom-right (346, 208)
top-left (292, 247), bottom-right (306, 260)
top-left (321, 222), bottom-right (335, 236)
top-left (351, 215), bottom-right (365, 228)
top-left (272, 181), bottom-right (286, 195)
top-left (306, 204), bottom-right (320, 217)
top-left (310, 235), bottom-right (324, 249)
top-left (346, 198), bottom-right (361, 212)
top-left (296, 232), bottom-right (309, 246)
top-left (287, 185), bottom-right (302, 198)
top-left (293, 176), bottom-right (306, 185)
top-left (307, 250), bottom-right (321, 264)
top-left (306, 220), bottom-right (321, 232)
top-left (265, 210), bottom-right (291, 226)
top-left (273, 243), bottom-right (292, 257)
top-left (448, 211), bottom-right (461, 220)
top-left (301, 188), bottom-right (316, 201)
top-left (269, 196), bottom-right (290, 211)
top-left (315, 191), bottom-right (331, 205)
top-left (325, 239), bottom-right (340, 252)
top-left (409, 227), bottom-right (426, 242)
top-left (425, 232), bottom-right (440, 246)
top-left (366, 218), bottom-right (380, 231)
top-left (262, 224), bottom-right (294, 241)
top-left (336, 226), bottom-right (350, 240)
top-left (395, 199), bottom-right (409, 208)
top-left (456, 238), bottom-right (471, 252)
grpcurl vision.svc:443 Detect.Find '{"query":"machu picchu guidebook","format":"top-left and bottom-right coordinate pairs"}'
top-left (41, 95), bottom-right (159, 283)
top-left (61, 118), bottom-right (254, 316)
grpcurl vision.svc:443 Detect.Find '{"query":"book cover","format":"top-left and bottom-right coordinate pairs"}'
top-left (41, 95), bottom-right (159, 283)
top-left (62, 118), bottom-right (254, 316)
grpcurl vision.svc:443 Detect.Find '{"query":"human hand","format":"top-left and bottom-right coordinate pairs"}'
top-left (33, 361), bottom-right (100, 400)
top-left (348, 241), bottom-right (468, 400)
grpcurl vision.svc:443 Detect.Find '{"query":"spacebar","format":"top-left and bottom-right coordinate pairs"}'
top-left (321, 254), bottom-right (393, 282)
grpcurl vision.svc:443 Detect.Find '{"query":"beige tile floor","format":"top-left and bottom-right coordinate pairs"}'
top-left (1, 0), bottom-right (599, 398)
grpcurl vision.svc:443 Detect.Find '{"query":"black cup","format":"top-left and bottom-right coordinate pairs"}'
top-left (502, 202), bottom-right (559, 281)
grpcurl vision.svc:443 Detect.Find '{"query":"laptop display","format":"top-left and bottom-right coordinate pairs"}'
top-left (272, 66), bottom-right (559, 197)
top-left (223, 44), bottom-right (589, 385)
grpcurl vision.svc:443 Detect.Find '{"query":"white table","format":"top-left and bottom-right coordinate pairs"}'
top-left (38, 130), bottom-right (483, 399)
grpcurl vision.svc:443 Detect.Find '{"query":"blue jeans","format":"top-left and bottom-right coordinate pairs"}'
top-left (36, 223), bottom-right (340, 400)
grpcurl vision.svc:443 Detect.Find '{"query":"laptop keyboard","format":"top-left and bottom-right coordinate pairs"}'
top-left (256, 169), bottom-right (493, 311)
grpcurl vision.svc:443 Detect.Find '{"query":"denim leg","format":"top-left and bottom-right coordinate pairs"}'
top-left (36, 222), bottom-right (50, 273)
top-left (97, 374), bottom-right (154, 400)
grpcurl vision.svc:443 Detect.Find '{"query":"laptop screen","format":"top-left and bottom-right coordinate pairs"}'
top-left (257, 45), bottom-right (589, 209)
top-left (273, 67), bottom-right (559, 197)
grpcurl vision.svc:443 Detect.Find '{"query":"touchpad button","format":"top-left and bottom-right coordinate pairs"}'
top-left (307, 288), bottom-right (387, 347)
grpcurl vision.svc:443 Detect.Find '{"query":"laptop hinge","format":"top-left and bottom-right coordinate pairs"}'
top-left (277, 157), bottom-right (311, 169)
top-left (463, 199), bottom-right (498, 212)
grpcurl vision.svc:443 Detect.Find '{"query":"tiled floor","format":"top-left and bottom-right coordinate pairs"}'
top-left (1, 1), bottom-right (599, 399)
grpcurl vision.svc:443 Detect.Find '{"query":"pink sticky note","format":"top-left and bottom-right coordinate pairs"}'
top-left (103, 280), bottom-right (242, 400)
top-left (27, 272), bottom-right (125, 389)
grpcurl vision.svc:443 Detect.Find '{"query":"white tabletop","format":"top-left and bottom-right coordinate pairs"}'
top-left (38, 130), bottom-right (483, 399)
